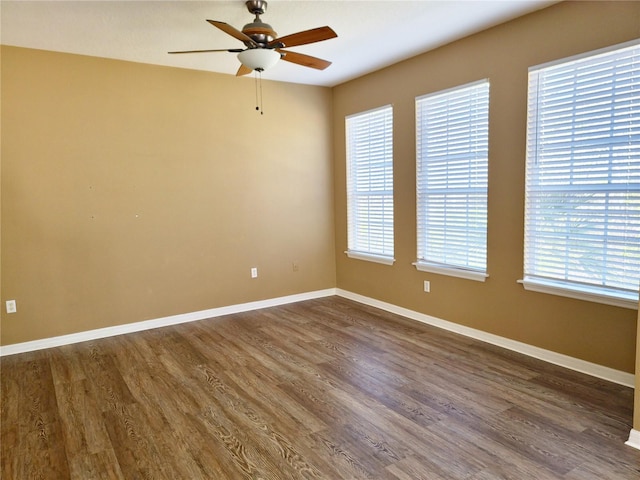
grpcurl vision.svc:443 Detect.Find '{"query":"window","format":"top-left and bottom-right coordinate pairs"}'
top-left (345, 105), bottom-right (394, 265)
top-left (522, 41), bottom-right (640, 309)
top-left (414, 80), bottom-right (490, 281)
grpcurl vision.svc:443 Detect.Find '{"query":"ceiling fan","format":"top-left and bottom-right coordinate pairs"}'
top-left (168, 0), bottom-right (338, 76)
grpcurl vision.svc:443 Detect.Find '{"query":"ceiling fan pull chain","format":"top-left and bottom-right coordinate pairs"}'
top-left (254, 71), bottom-right (260, 112)
top-left (254, 69), bottom-right (264, 115)
top-left (259, 70), bottom-right (264, 115)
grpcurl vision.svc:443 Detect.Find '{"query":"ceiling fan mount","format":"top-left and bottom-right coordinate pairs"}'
top-left (168, 0), bottom-right (337, 76)
top-left (245, 0), bottom-right (267, 17)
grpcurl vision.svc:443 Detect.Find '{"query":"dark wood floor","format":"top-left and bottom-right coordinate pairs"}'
top-left (2, 296), bottom-right (639, 479)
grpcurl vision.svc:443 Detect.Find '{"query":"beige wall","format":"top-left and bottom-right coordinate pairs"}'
top-left (333, 1), bottom-right (640, 373)
top-left (1, 46), bottom-right (336, 345)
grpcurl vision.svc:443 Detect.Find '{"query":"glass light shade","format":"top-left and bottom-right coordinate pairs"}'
top-left (237, 49), bottom-right (280, 71)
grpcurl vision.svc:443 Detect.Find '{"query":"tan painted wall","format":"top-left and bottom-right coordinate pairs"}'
top-left (1, 46), bottom-right (336, 345)
top-left (333, 1), bottom-right (640, 373)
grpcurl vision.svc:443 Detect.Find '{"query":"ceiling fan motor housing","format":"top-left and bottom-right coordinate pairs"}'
top-left (242, 22), bottom-right (277, 46)
top-left (243, 0), bottom-right (276, 46)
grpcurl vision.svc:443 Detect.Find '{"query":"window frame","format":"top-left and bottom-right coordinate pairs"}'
top-left (344, 104), bottom-right (395, 265)
top-left (413, 79), bottom-right (491, 282)
top-left (521, 40), bottom-right (640, 310)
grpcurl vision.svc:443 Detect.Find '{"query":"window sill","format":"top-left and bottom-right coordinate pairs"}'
top-left (413, 262), bottom-right (488, 282)
top-left (345, 250), bottom-right (395, 266)
top-left (518, 277), bottom-right (639, 310)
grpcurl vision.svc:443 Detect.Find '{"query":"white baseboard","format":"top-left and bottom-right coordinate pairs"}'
top-left (336, 289), bottom-right (635, 388)
top-left (1, 287), bottom-right (635, 390)
top-left (0, 289), bottom-right (337, 357)
top-left (626, 429), bottom-right (640, 450)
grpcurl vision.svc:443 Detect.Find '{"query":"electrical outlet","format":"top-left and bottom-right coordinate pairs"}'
top-left (251, 267), bottom-right (258, 278)
top-left (292, 262), bottom-right (299, 272)
top-left (423, 281), bottom-right (430, 293)
top-left (6, 300), bottom-right (17, 314)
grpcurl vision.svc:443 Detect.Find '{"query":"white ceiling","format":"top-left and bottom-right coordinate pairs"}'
top-left (1, 0), bottom-right (558, 87)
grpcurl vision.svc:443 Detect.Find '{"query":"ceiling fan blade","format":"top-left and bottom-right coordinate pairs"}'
top-left (270, 26), bottom-right (337, 48)
top-left (277, 50), bottom-right (332, 70)
top-left (236, 64), bottom-right (253, 76)
top-left (168, 48), bottom-right (244, 54)
top-left (207, 20), bottom-right (257, 47)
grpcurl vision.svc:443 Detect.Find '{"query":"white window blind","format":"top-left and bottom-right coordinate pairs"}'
top-left (523, 41), bottom-right (640, 308)
top-left (345, 105), bottom-right (394, 264)
top-left (415, 80), bottom-right (489, 280)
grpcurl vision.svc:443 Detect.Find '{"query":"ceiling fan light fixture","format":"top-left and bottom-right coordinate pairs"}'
top-left (237, 48), bottom-right (280, 71)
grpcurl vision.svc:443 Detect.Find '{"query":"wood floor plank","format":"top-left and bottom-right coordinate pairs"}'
top-left (2, 296), bottom-right (639, 479)
top-left (1, 355), bottom-right (21, 478)
top-left (49, 346), bottom-right (87, 385)
top-left (223, 362), bottom-right (328, 435)
top-left (103, 403), bottom-right (174, 479)
top-left (196, 402), bottom-right (288, 480)
top-left (67, 448), bottom-right (124, 480)
top-left (76, 347), bottom-right (136, 413)
top-left (53, 379), bottom-right (111, 455)
top-left (306, 428), bottom-right (381, 479)
top-left (20, 352), bottom-right (59, 431)
top-left (386, 454), bottom-right (449, 480)
top-left (427, 413), bottom-right (563, 480)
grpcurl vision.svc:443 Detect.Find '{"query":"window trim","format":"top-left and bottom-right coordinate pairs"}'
top-left (413, 261), bottom-right (488, 282)
top-left (520, 39), bottom-right (640, 308)
top-left (346, 250), bottom-right (396, 266)
top-left (414, 79), bottom-right (490, 280)
top-left (345, 104), bottom-right (395, 265)
top-left (528, 37), bottom-right (640, 72)
top-left (519, 277), bottom-right (638, 310)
